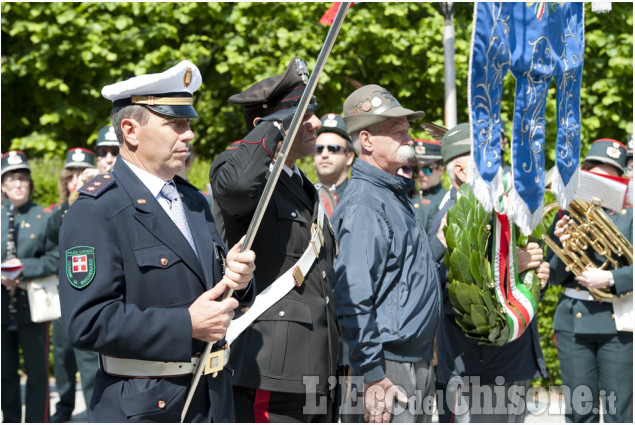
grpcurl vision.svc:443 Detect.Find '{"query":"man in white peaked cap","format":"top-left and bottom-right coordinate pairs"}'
top-left (57, 60), bottom-right (257, 422)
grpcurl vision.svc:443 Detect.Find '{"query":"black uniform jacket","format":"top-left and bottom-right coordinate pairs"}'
top-left (210, 121), bottom-right (340, 395)
top-left (58, 159), bottom-right (250, 422)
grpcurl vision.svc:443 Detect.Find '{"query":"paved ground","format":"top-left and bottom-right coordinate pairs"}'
top-left (3, 381), bottom-right (570, 423)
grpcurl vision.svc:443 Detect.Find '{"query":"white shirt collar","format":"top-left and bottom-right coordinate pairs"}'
top-left (282, 164), bottom-right (302, 179)
top-left (121, 158), bottom-right (169, 199)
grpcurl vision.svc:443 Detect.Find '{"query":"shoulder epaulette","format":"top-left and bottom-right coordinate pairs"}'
top-left (78, 173), bottom-right (116, 198)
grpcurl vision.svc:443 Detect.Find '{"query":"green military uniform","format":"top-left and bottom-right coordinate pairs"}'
top-left (548, 138), bottom-right (633, 423)
top-left (411, 183), bottom-right (447, 232)
top-left (1, 197), bottom-right (58, 422)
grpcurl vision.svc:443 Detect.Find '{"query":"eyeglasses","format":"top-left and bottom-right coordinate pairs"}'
top-left (315, 145), bottom-right (346, 155)
top-left (420, 164), bottom-right (440, 176)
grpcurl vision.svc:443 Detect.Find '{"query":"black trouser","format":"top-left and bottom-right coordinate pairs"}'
top-left (233, 385), bottom-right (333, 423)
top-left (1, 321), bottom-right (50, 423)
top-left (52, 318), bottom-right (98, 419)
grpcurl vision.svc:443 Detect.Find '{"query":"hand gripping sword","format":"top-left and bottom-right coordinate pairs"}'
top-left (180, 4), bottom-right (350, 421)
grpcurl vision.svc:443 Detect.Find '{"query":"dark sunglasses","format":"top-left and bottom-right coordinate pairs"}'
top-left (420, 165), bottom-right (440, 175)
top-left (315, 145), bottom-right (346, 154)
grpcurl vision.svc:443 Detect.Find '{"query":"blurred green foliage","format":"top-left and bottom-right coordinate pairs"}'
top-left (3, 2), bottom-right (631, 164)
top-left (3, 2), bottom-right (632, 388)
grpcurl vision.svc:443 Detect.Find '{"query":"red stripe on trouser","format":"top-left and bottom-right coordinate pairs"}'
top-left (253, 389), bottom-right (271, 423)
top-left (44, 321), bottom-right (50, 423)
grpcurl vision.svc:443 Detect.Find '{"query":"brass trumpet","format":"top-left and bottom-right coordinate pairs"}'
top-left (543, 198), bottom-right (632, 300)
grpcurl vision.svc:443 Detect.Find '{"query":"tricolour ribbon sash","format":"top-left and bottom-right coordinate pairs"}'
top-left (490, 173), bottom-right (537, 343)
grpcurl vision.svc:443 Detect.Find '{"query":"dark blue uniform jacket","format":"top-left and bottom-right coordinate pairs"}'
top-left (58, 159), bottom-right (250, 422)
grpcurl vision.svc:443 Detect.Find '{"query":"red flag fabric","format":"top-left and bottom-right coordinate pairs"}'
top-left (319, 2), bottom-right (342, 26)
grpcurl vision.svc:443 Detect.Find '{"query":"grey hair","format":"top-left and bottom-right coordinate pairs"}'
top-left (109, 105), bottom-right (150, 145)
top-left (349, 121), bottom-right (387, 156)
top-left (350, 131), bottom-right (362, 156)
top-left (446, 154), bottom-right (469, 185)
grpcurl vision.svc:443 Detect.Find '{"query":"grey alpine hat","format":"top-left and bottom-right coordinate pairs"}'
top-left (342, 84), bottom-right (424, 134)
top-left (441, 123), bottom-right (472, 164)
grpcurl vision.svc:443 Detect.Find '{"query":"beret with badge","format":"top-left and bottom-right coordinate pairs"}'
top-left (101, 60), bottom-right (202, 119)
top-left (441, 123), bottom-right (472, 164)
top-left (413, 139), bottom-right (442, 164)
top-left (229, 57), bottom-right (317, 131)
top-left (1, 150), bottom-right (30, 177)
top-left (584, 138), bottom-right (627, 171)
top-left (317, 113), bottom-right (351, 142)
top-left (342, 84), bottom-right (424, 134)
top-left (64, 148), bottom-right (95, 169)
top-left (96, 125), bottom-right (120, 148)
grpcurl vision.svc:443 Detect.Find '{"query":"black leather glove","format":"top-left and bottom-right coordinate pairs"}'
top-left (255, 106), bottom-right (297, 130)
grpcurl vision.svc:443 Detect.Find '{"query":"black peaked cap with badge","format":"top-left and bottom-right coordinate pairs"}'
top-left (101, 60), bottom-right (202, 119)
top-left (96, 125), bottom-right (120, 148)
top-left (342, 84), bottom-right (424, 134)
top-left (1, 150), bottom-right (30, 177)
top-left (317, 113), bottom-right (351, 142)
top-left (64, 147), bottom-right (95, 169)
top-left (584, 138), bottom-right (627, 171)
top-left (229, 57), bottom-right (316, 130)
top-left (413, 139), bottom-right (442, 164)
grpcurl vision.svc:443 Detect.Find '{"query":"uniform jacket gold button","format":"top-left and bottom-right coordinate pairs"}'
top-left (612, 314), bottom-right (616, 320)
top-left (575, 287), bottom-right (581, 291)
top-left (325, 296), bottom-right (329, 304)
top-left (30, 234), bottom-right (35, 239)
top-left (279, 311), bottom-right (285, 317)
top-left (291, 212), bottom-right (297, 218)
top-left (157, 400), bottom-right (166, 409)
top-left (160, 258), bottom-right (168, 266)
top-left (576, 312), bottom-right (582, 319)
top-left (322, 271), bottom-right (326, 279)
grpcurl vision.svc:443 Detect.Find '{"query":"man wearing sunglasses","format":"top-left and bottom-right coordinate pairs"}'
top-left (314, 113), bottom-right (355, 202)
top-left (411, 139), bottom-right (447, 232)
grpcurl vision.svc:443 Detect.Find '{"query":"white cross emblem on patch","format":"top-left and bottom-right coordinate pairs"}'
top-left (72, 255), bottom-right (88, 273)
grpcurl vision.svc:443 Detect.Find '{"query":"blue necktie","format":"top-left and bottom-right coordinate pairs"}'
top-left (161, 182), bottom-right (198, 256)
